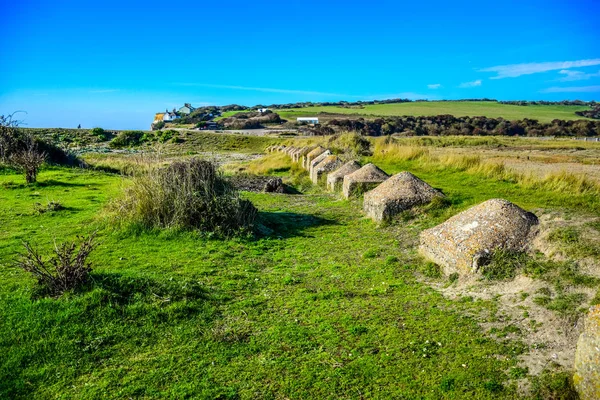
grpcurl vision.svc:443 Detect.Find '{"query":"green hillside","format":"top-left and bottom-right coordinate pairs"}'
top-left (277, 101), bottom-right (591, 123)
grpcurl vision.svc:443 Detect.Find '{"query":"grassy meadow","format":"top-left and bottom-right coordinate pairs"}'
top-left (275, 101), bottom-right (592, 123)
top-left (2, 132), bottom-right (599, 399)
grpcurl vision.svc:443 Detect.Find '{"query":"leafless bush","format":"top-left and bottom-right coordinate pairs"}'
top-left (1, 113), bottom-right (47, 183)
top-left (15, 234), bottom-right (98, 296)
top-left (10, 136), bottom-right (47, 183)
top-left (112, 158), bottom-right (257, 235)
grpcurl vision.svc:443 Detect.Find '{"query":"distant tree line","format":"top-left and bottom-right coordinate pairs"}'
top-left (320, 115), bottom-right (600, 137)
top-left (575, 105), bottom-right (600, 119)
top-left (185, 99), bottom-right (598, 115)
top-left (220, 111), bottom-right (282, 130)
top-left (498, 100), bottom-right (596, 107)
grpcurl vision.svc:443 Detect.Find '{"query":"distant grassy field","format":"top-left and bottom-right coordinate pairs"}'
top-left (276, 101), bottom-right (592, 123)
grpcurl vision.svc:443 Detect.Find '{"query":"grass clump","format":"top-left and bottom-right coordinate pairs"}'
top-left (33, 200), bottom-right (64, 214)
top-left (480, 250), bottom-right (528, 281)
top-left (111, 158), bottom-right (256, 235)
top-left (528, 369), bottom-right (578, 400)
top-left (548, 226), bottom-right (600, 258)
top-left (14, 234), bottom-right (97, 297)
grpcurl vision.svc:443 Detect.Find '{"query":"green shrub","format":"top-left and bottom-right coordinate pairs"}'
top-left (109, 131), bottom-right (147, 148)
top-left (90, 127), bottom-right (109, 141)
top-left (112, 159), bottom-right (257, 235)
top-left (328, 131), bottom-right (372, 157)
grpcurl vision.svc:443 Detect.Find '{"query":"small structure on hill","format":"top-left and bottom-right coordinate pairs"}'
top-left (419, 198), bottom-right (539, 276)
top-left (309, 151), bottom-right (332, 175)
top-left (574, 305), bottom-right (600, 400)
top-left (342, 163), bottom-right (389, 199)
top-left (178, 103), bottom-right (196, 115)
top-left (297, 117), bottom-right (319, 125)
top-left (310, 155), bottom-right (344, 184)
top-left (303, 146), bottom-right (328, 170)
top-left (363, 172), bottom-right (443, 222)
top-left (327, 161), bottom-right (361, 192)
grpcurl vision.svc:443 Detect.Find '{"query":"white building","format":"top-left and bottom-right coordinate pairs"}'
top-left (297, 117), bottom-right (319, 125)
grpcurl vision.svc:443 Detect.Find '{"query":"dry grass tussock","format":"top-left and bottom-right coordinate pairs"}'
top-left (243, 152), bottom-right (292, 175)
top-left (109, 158), bottom-right (256, 235)
top-left (84, 149), bottom-right (170, 175)
top-left (374, 138), bottom-right (600, 196)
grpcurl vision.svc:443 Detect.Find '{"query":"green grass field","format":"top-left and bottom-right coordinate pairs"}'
top-left (2, 134), bottom-right (598, 398)
top-left (276, 101), bottom-right (592, 123)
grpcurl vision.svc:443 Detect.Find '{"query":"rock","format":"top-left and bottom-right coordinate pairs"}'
top-left (263, 178), bottom-right (285, 193)
top-left (419, 199), bottom-right (539, 275)
top-left (310, 155), bottom-right (344, 185)
top-left (327, 161), bottom-right (361, 191)
top-left (308, 151), bottom-right (332, 175)
top-left (342, 163), bottom-right (389, 199)
top-left (363, 172), bottom-right (443, 222)
top-left (574, 305), bottom-right (600, 400)
top-left (302, 146), bottom-right (327, 170)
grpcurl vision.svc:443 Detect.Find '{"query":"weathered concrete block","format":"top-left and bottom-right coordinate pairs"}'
top-left (285, 146), bottom-right (297, 156)
top-left (574, 305), bottom-right (600, 400)
top-left (310, 155), bottom-right (344, 185)
top-left (302, 146), bottom-right (327, 170)
top-left (292, 146), bottom-right (311, 163)
top-left (419, 199), bottom-right (539, 275)
top-left (342, 163), bottom-right (389, 199)
top-left (308, 151), bottom-right (331, 175)
top-left (327, 161), bottom-right (361, 191)
top-left (363, 172), bottom-right (443, 222)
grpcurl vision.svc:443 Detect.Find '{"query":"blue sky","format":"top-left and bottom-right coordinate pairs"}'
top-left (1, 0), bottom-right (599, 130)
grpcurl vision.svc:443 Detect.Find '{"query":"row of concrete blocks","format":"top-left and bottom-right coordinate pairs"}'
top-left (270, 145), bottom-right (444, 223)
top-left (268, 144), bottom-right (540, 277)
top-left (268, 144), bottom-right (596, 399)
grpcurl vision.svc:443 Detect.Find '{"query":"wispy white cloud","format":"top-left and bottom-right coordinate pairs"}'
top-left (557, 69), bottom-right (600, 82)
top-left (89, 89), bottom-right (120, 93)
top-left (427, 84), bottom-right (441, 89)
top-left (360, 92), bottom-right (437, 100)
top-left (479, 58), bottom-right (600, 79)
top-left (458, 80), bottom-right (482, 88)
top-left (172, 83), bottom-right (351, 97)
top-left (540, 85), bottom-right (600, 93)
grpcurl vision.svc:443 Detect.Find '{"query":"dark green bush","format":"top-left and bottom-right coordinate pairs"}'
top-left (109, 131), bottom-right (146, 148)
top-left (90, 127), bottom-right (109, 141)
top-left (112, 159), bottom-right (257, 235)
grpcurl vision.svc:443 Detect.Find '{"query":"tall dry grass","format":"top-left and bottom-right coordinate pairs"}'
top-left (373, 138), bottom-right (600, 196)
top-left (109, 158), bottom-right (256, 235)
